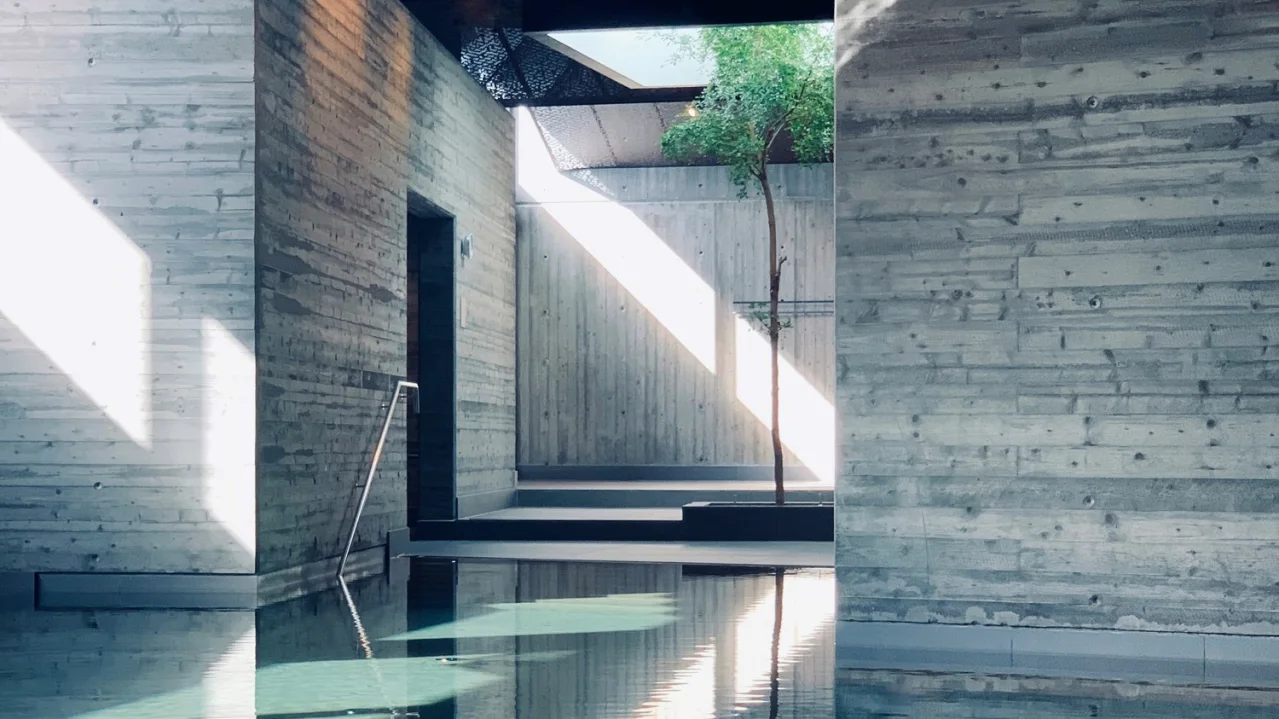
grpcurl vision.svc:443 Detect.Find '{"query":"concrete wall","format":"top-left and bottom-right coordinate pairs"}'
top-left (255, 0), bottom-right (516, 572)
top-left (0, 1), bottom-right (257, 573)
top-left (517, 164), bottom-right (834, 477)
top-left (835, 0), bottom-right (1279, 632)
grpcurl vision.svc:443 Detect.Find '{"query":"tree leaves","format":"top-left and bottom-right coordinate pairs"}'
top-left (659, 24), bottom-right (834, 194)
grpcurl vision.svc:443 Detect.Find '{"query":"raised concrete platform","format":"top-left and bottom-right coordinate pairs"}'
top-left (403, 540), bottom-right (835, 567)
top-left (415, 479), bottom-right (836, 541)
top-left (837, 621), bottom-right (1279, 689)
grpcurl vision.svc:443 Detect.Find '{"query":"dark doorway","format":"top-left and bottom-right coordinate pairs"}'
top-left (407, 205), bottom-right (457, 522)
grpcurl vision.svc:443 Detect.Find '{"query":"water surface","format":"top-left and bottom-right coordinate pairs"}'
top-left (4, 558), bottom-right (1278, 718)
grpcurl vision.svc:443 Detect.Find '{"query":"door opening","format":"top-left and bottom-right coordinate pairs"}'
top-left (407, 206), bottom-right (457, 522)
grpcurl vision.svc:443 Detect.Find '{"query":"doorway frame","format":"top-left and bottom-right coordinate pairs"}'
top-left (407, 193), bottom-right (458, 523)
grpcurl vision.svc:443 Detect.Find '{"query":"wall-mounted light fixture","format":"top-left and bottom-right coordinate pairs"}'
top-left (460, 233), bottom-right (473, 260)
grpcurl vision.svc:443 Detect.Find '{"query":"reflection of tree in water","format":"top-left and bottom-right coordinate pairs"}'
top-left (770, 567), bottom-right (785, 719)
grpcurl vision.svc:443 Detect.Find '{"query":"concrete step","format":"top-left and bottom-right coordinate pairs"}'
top-left (413, 505), bottom-right (684, 541)
top-left (515, 480), bottom-right (834, 508)
top-left (474, 507), bottom-right (683, 521)
top-left (411, 495), bottom-right (836, 542)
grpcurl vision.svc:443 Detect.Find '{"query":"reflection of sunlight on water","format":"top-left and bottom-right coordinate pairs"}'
top-left (628, 570), bottom-right (835, 719)
top-left (383, 592), bottom-right (680, 641)
top-left (732, 571), bottom-right (835, 708)
top-left (735, 317), bottom-right (836, 483)
top-left (516, 107), bottom-right (717, 372)
top-left (202, 628), bottom-right (255, 719)
top-left (634, 644), bottom-right (717, 719)
top-left (73, 657), bottom-right (501, 718)
top-left (0, 119), bottom-right (152, 447)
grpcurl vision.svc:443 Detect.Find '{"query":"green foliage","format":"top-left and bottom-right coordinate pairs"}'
top-left (660, 24), bottom-right (834, 196)
top-left (743, 302), bottom-right (794, 331)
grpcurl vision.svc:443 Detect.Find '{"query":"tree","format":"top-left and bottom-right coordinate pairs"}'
top-left (660, 24), bottom-right (834, 504)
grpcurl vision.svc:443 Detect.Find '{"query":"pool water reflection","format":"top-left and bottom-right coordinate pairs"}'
top-left (0, 560), bottom-right (834, 718)
top-left (4, 558), bottom-right (1279, 718)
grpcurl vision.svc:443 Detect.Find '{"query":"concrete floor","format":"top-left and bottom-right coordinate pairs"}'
top-left (403, 540), bottom-right (834, 567)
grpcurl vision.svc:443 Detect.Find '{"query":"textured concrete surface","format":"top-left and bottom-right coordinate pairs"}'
top-left (0, 0), bottom-right (257, 574)
top-left (518, 164), bottom-right (833, 472)
top-left (254, 0), bottom-right (516, 574)
top-left (835, 0), bottom-right (1279, 634)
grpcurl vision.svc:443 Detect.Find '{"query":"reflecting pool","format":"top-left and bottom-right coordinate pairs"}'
top-left (0, 560), bottom-right (834, 718)
top-left (2, 558), bottom-right (1278, 718)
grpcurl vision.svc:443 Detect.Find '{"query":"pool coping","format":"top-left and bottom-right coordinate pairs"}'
top-left (836, 620), bottom-right (1279, 689)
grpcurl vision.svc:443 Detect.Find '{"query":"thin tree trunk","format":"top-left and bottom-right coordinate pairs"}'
top-left (760, 163), bottom-right (785, 505)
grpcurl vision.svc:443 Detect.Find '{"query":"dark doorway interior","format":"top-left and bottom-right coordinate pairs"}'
top-left (407, 206), bottom-right (457, 522)
top-left (406, 558), bottom-right (457, 718)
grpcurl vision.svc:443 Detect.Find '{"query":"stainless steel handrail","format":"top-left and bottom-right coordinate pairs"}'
top-left (338, 380), bottom-right (420, 579)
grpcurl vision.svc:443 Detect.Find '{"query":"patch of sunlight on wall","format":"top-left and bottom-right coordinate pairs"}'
top-left (633, 644), bottom-right (717, 719)
top-left (203, 627), bottom-right (255, 719)
top-left (0, 119), bottom-right (151, 447)
top-left (202, 318), bottom-right (256, 554)
top-left (735, 317), bottom-right (836, 483)
top-left (515, 107), bottom-right (716, 372)
top-left (731, 571), bottom-right (834, 708)
top-left (837, 0), bottom-right (901, 69)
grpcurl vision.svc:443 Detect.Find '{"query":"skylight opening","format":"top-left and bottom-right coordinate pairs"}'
top-left (532, 22), bottom-right (833, 89)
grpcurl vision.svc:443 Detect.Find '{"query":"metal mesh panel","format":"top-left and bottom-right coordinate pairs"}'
top-left (460, 27), bottom-right (636, 104)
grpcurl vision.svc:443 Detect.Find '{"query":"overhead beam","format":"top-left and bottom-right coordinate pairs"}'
top-left (522, 0), bottom-right (832, 33)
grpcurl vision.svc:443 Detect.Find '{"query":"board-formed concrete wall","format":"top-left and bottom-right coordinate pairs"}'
top-left (517, 164), bottom-right (835, 476)
top-left (835, 0), bottom-right (1279, 632)
top-left (255, 0), bottom-right (516, 573)
top-left (0, 1), bottom-right (257, 573)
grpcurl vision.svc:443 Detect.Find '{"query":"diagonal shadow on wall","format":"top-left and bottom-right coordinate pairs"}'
top-left (516, 107), bottom-right (836, 481)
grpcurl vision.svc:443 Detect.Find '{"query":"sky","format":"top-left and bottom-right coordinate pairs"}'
top-left (540, 23), bottom-right (833, 88)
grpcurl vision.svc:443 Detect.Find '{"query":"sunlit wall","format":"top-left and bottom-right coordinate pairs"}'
top-left (833, 0), bottom-right (1279, 633)
top-left (0, 0), bottom-right (257, 574)
top-left (516, 111), bottom-right (836, 481)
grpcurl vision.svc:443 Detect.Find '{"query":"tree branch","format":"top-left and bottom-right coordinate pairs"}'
top-left (766, 68), bottom-right (818, 154)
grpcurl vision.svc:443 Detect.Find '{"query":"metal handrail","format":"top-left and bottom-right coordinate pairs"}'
top-left (338, 380), bottom-right (420, 579)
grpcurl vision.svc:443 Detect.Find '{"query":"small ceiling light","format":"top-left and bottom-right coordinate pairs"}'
top-left (686, 105), bottom-right (698, 118)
